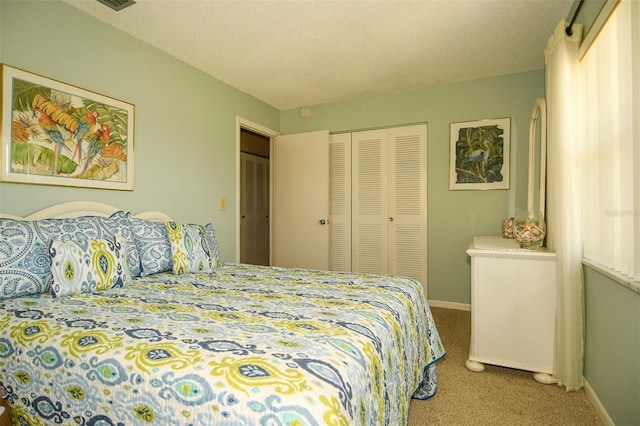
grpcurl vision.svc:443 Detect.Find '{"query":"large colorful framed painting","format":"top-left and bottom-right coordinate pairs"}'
top-left (0, 64), bottom-right (134, 190)
top-left (449, 117), bottom-right (510, 190)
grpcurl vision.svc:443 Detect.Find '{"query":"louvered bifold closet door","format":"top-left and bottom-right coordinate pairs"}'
top-left (388, 124), bottom-right (427, 290)
top-left (240, 152), bottom-right (257, 264)
top-left (255, 157), bottom-right (270, 266)
top-left (352, 129), bottom-right (389, 275)
top-left (329, 133), bottom-right (352, 271)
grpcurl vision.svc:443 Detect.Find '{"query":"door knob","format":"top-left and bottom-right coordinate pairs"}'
top-left (388, 217), bottom-right (394, 222)
top-left (318, 219), bottom-right (326, 225)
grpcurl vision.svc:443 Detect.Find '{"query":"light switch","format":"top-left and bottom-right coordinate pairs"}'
top-left (219, 197), bottom-right (227, 211)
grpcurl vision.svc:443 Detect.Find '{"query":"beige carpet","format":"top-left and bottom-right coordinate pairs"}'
top-left (408, 307), bottom-right (602, 426)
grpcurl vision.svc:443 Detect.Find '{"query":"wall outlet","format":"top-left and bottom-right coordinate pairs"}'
top-left (219, 197), bottom-right (227, 211)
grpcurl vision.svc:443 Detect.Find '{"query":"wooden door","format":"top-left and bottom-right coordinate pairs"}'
top-left (240, 153), bottom-right (270, 265)
top-left (387, 124), bottom-right (428, 292)
top-left (329, 133), bottom-right (352, 272)
top-left (254, 156), bottom-right (270, 265)
top-left (272, 130), bottom-right (330, 270)
top-left (240, 153), bottom-right (256, 264)
top-left (350, 124), bottom-right (428, 294)
top-left (351, 129), bottom-right (389, 275)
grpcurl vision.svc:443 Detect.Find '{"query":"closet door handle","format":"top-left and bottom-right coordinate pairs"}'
top-left (318, 219), bottom-right (327, 225)
top-left (388, 217), bottom-right (394, 222)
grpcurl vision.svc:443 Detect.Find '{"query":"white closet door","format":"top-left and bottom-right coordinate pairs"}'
top-left (272, 130), bottom-right (329, 270)
top-left (240, 153), bottom-right (270, 265)
top-left (351, 129), bottom-right (389, 275)
top-left (240, 153), bottom-right (257, 264)
top-left (388, 124), bottom-right (428, 292)
top-left (255, 156), bottom-right (270, 265)
top-left (329, 133), bottom-right (352, 271)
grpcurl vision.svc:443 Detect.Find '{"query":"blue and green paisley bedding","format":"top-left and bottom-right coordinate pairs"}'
top-left (0, 263), bottom-right (445, 425)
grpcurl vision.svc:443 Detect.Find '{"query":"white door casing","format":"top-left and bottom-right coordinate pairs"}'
top-left (236, 117), bottom-right (279, 264)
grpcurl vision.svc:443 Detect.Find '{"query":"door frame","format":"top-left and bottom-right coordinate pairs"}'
top-left (236, 117), bottom-right (279, 263)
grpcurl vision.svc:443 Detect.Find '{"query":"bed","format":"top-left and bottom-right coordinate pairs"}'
top-left (0, 202), bottom-right (445, 425)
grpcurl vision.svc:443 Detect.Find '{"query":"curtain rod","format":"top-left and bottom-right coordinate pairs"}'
top-left (565, 0), bottom-right (585, 36)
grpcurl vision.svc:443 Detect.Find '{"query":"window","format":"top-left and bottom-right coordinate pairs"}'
top-left (580, 0), bottom-right (639, 284)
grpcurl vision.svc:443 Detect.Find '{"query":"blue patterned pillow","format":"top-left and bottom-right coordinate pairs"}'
top-left (0, 212), bottom-right (139, 300)
top-left (204, 223), bottom-right (221, 265)
top-left (49, 236), bottom-right (132, 298)
top-left (166, 222), bottom-right (216, 274)
top-left (130, 217), bottom-right (172, 277)
top-left (94, 211), bottom-right (141, 277)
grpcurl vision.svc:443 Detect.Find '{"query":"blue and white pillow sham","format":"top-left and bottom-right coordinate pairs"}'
top-left (166, 222), bottom-right (216, 274)
top-left (0, 211), bottom-right (138, 300)
top-left (0, 211), bottom-right (221, 299)
top-left (49, 235), bottom-right (133, 298)
top-left (129, 217), bottom-right (173, 277)
top-left (204, 223), bottom-right (221, 266)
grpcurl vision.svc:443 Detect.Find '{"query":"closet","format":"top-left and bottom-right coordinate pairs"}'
top-left (330, 124), bottom-right (428, 293)
top-left (240, 153), bottom-right (270, 266)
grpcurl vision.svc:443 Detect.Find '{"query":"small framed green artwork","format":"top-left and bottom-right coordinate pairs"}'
top-left (1, 64), bottom-right (134, 190)
top-left (449, 117), bottom-right (510, 190)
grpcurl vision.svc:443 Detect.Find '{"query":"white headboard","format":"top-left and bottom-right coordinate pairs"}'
top-left (0, 201), bottom-right (172, 222)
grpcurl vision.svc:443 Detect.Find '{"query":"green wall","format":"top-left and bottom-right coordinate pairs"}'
top-left (0, 0), bottom-right (280, 261)
top-left (584, 266), bottom-right (640, 426)
top-left (280, 71), bottom-right (544, 304)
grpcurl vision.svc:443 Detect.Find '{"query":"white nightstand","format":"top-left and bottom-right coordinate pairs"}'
top-left (466, 236), bottom-right (556, 384)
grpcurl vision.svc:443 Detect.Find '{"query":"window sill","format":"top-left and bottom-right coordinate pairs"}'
top-left (582, 259), bottom-right (640, 295)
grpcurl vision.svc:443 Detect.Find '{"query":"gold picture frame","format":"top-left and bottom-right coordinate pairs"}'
top-left (1, 64), bottom-right (134, 190)
top-left (449, 117), bottom-right (510, 190)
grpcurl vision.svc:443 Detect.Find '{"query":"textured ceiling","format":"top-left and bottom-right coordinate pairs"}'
top-left (63, 0), bottom-right (573, 110)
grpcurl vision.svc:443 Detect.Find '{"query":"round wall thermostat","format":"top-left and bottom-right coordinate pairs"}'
top-left (299, 106), bottom-right (311, 118)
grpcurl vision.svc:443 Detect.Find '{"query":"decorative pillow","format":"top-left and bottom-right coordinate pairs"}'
top-left (130, 217), bottom-right (172, 277)
top-left (29, 211), bottom-right (141, 277)
top-left (0, 218), bottom-right (47, 299)
top-left (166, 222), bottom-right (216, 274)
top-left (0, 212), bottom-right (138, 300)
top-left (49, 236), bottom-right (132, 298)
top-left (204, 223), bottom-right (221, 265)
top-left (93, 211), bottom-right (141, 277)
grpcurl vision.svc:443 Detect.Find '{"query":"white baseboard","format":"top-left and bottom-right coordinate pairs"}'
top-left (584, 378), bottom-right (614, 426)
top-left (428, 299), bottom-right (471, 311)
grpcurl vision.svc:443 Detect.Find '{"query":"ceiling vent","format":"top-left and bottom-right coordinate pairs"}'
top-left (96, 0), bottom-right (136, 12)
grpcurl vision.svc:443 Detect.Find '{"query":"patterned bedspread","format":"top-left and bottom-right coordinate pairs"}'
top-left (0, 264), bottom-right (445, 425)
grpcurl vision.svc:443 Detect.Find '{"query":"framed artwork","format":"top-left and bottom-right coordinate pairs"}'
top-left (1, 64), bottom-right (134, 190)
top-left (449, 117), bottom-right (510, 190)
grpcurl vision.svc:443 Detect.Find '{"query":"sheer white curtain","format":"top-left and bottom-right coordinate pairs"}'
top-left (544, 21), bottom-right (584, 391)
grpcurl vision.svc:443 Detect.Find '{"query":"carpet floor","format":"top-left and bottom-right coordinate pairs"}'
top-left (408, 307), bottom-right (602, 425)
